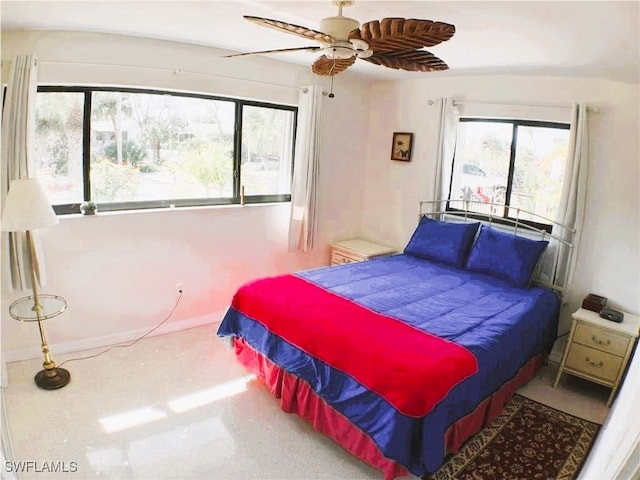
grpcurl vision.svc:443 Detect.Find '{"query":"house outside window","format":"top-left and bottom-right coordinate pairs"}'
top-left (448, 118), bottom-right (571, 231)
top-left (34, 86), bottom-right (297, 214)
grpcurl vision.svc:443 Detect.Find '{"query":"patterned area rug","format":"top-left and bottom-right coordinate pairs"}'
top-left (428, 394), bottom-right (601, 480)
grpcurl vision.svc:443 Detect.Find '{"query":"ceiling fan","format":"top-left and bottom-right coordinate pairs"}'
top-left (223, 1), bottom-right (455, 77)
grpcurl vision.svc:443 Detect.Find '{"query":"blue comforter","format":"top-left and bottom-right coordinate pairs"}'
top-left (218, 254), bottom-right (560, 475)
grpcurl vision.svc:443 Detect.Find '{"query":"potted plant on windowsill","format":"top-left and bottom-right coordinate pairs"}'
top-left (79, 201), bottom-right (98, 215)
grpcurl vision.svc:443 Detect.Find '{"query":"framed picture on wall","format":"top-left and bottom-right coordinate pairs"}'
top-left (391, 132), bottom-right (413, 161)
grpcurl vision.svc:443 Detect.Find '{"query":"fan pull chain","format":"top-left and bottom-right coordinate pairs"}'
top-left (322, 58), bottom-right (336, 98)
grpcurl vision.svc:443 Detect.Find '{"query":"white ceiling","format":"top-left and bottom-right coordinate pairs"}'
top-left (1, 1), bottom-right (639, 83)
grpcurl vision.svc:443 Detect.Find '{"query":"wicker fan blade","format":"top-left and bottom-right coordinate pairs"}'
top-left (365, 50), bottom-right (449, 72)
top-left (350, 18), bottom-right (455, 53)
top-left (311, 55), bottom-right (357, 76)
top-left (222, 46), bottom-right (321, 58)
top-left (244, 15), bottom-right (336, 44)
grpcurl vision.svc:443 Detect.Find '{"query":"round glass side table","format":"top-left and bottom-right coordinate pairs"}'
top-left (9, 294), bottom-right (71, 389)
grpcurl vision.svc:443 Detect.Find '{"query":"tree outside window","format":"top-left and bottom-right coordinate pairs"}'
top-left (34, 87), bottom-right (296, 213)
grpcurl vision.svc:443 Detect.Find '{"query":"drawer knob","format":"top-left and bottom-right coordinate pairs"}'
top-left (591, 335), bottom-right (611, 346)
top-left (585, 356), bottom-right (604, 368)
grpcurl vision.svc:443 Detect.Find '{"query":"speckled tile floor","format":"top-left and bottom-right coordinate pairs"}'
top-left (2, 324), bottom-right (610, 480)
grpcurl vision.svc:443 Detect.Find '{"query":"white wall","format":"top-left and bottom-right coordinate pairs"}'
top-left (0, 31), bottom-right (371, 359)
top-left (360, 75), bottom-right (640, 334)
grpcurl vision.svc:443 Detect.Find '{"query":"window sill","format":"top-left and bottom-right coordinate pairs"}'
top-left (58, 201), bottom-right (290, 221)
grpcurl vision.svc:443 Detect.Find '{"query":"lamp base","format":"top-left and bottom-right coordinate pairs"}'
top-left (34, 367), bottom-right (71, 390)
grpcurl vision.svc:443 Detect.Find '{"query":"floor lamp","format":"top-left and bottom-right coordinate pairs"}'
top-left (1, 178), bottom-right (71, 389)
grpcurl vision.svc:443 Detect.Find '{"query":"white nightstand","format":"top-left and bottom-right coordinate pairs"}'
top-left (553, 307), bottom-right (640, 407)
top-left (330, 239), bottom-right (396, 266)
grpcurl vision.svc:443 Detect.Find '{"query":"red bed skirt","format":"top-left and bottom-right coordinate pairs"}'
top-left (233, 337), bottom-right (544, 480)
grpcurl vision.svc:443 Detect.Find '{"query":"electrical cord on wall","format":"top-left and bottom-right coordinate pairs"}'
top-left (56, 291), bottom-right (183, 368)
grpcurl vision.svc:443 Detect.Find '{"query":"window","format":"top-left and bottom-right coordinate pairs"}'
top-left (34, 87), bottom-right (297, 214)
top-left (241, 105), bottom-right (294, 196)
top-left (448, 118), bottom-right (570, 231)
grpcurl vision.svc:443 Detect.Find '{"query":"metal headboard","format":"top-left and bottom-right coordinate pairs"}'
top-left (419, 199), bottom-right (576, 296)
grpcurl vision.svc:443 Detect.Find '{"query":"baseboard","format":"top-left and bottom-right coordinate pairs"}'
top-left (3, 311), bottom-right (226, 364)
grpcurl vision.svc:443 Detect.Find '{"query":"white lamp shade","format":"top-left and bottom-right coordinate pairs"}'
top-left (1, 178), bottom-right (59, 232)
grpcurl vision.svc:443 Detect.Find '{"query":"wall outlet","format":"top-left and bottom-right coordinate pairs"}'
top-left (176, 282), bottom-right (184, 294)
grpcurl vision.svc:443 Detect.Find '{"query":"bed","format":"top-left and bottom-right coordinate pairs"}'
top-left (217, 200), bottom-right (575, 479)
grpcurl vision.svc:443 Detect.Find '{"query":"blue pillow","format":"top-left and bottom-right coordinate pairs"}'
top-left (404, 217), bottom-right (480, 268)
top-left (465, 226), bottom-right (549, 288)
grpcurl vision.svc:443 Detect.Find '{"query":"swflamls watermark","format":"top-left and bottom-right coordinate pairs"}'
top-left (4, 460), bottom-right (78, 473)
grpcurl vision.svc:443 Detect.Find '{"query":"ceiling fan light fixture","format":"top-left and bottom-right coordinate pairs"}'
top-left (325, 45), bottom-right (355, 60)
top-left (350, 38), bottom-right (369, 51)
top-left (355, 49), bottom-right (373, 59)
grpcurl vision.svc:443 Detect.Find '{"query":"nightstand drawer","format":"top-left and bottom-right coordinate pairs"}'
top-left (573, 323), bottom-right (630, 357)
top-left (331, 251), bottom-right (359, 265)
top-left (565, 343), bottom-right (623, 383)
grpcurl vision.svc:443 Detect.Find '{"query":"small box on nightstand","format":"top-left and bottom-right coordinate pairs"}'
top-left (581, 293), bottom-right (607, 313)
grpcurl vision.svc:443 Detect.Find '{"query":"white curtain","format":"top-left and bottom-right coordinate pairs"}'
top-left (277, 113), bottom-right (295, 193)
top-left (540, 103), bottom-right (589, 291)
top-left (288, 85), bottom-right (322, 252)
top-left (1, 54), bottom-right (47, 292)
top-left (432, 97), bottom-right (460, 209)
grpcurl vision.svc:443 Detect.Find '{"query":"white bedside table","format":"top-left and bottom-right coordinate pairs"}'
top-left (553, 307), bottom-right (640, 407)
top-left (330, 239), bottom-right (396, 266)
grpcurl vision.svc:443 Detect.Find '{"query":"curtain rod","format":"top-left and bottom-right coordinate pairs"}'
top-left (427, 98), bottom-right (600, 114)
top-left (1, 59), bottom-right (330, 97)
top-left (2, 59), bottom-right (304, 91)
